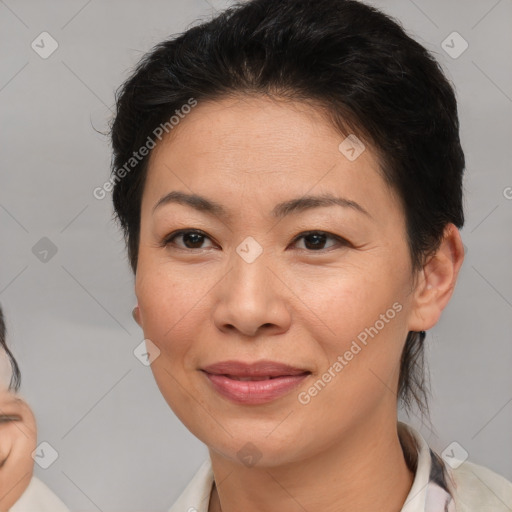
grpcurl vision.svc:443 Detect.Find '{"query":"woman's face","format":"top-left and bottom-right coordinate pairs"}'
top-left (135, 95), bottom-right (430, 465)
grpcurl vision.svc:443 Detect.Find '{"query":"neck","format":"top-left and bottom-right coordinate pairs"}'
top-left (208, 414), bottom-right (414, 512)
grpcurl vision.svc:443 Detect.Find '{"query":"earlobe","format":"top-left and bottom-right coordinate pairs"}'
top-left (408, 223), bottom-right (465, 332)
top-left (132, 305), bottom-right (142, 327)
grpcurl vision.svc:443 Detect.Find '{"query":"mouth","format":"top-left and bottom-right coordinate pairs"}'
top-left (201, 359), bottom-right (310, 377)
top-left (200, 360), bottom-right (311, 404)
top-left (223, 375), bottom-right (292, 381)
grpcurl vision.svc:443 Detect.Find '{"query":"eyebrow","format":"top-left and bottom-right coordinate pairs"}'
top-left (152, 191), bottom-right (372, 220)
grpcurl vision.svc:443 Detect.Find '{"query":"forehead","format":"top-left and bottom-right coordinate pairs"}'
top-left (143, 95), bottom-right (399, 222)
top-left (149, 94), bottom-right (359, 165)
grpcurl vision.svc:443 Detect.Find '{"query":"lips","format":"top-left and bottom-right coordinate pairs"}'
top-left (201, 360), bottom-right (311, 404)
top-left (227, 376), bottom-right (276, 381)
top-left (202, 360), bottom-right (309, 378)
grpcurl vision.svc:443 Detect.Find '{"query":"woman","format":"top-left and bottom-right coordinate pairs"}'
top-left (0, 305), bottom-right (69, 512)
top-left (109, 0), bottom-right (512, 510)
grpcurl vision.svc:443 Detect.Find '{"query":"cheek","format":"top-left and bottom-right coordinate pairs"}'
top-left (135, 263), bottom-right (210, 363)
top-left (292, 262), bottom-right (409, 400)
top-left (136, 269), bottom-right (203, 418)
top-left (292, 263), bottom-right (405, 342)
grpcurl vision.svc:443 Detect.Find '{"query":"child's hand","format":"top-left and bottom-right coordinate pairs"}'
top-left (0, 390), bottom-right (37, 512)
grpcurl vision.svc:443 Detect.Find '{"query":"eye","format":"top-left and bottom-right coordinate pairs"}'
top-left (161, 229), bottom-right (349, 252)
top-left (0, 414), bottom-right (22, 424)
top-left (290, 230), bottom-right (349, 252)
top-left (161, 229), bottom-right (216, 250)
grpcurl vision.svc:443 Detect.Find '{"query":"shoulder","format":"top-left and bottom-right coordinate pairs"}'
top-left (447, 460), bottom-right (512, 511)
top-left (9, 476), bottom-right (69, 512)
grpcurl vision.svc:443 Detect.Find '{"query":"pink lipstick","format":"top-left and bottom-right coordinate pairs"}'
top-left (201, 360), bottom-right (310, 405)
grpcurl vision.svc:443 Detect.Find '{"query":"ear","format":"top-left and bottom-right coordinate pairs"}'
top-left (132, 305), bottom-right (142, 327)
top-left (408, 223), bottom-right (465, 332)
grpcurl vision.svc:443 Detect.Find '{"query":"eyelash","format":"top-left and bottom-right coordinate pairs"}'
top-left (0, 414), bottom-right (22, 424)
top-left (160, 229), bottom-right (350, 253)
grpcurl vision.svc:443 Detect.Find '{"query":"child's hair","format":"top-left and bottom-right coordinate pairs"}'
top-left (0, 304), bottom-right (21, 392)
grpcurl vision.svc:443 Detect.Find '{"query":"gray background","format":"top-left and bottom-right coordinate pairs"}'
top-left (1, 0), bottom-right (511, 510)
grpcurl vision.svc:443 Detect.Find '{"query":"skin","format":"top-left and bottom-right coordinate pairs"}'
top-left (0, 390), bottom-right (37, 512)
top-left (133, 95), bottom-right (464, 512)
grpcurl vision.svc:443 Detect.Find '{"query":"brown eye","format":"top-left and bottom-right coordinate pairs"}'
top-left (291, 231), bottom-right (348, 251)
top-left (161, 229), bottom-right (349, 252)
top-left (162, 230), bottom-right (216, 250)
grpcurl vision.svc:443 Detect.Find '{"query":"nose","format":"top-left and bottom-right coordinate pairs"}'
top-left (212, 253), bottom-right (292, 338)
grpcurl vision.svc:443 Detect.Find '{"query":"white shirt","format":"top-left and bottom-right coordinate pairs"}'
top-left (9, 476), bottom-right (69, 512)
top-left (168, 422), bottom-right (512, 511)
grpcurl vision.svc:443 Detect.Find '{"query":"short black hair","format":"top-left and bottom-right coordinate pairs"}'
top-left (0, 304), bottom-right (21, 392)
top-left (109, 0), bottom-right (465, 414)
